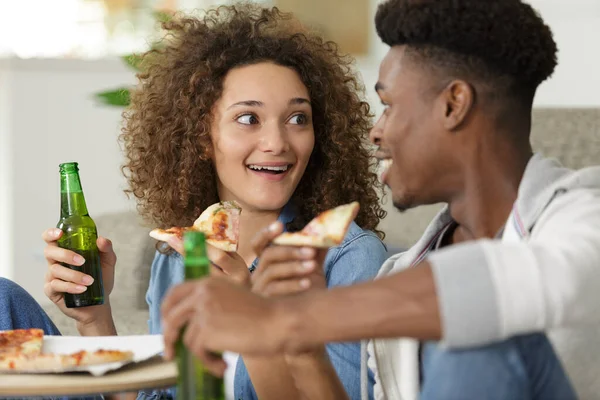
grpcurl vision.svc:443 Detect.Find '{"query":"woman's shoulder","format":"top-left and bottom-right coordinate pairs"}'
top-left (338, 221), bottom-right (387, 253)
top-left (148, 251), bottom-right (183, 289)
top-left (324, 222), bottom-right (388, 286)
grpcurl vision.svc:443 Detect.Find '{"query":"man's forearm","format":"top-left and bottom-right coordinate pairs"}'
top-left (279, 262), bottom-right (441, 353)
top-left (285, 348), bottom-right (349, 400)
top-left (242, 355), bottom-right (300, 400)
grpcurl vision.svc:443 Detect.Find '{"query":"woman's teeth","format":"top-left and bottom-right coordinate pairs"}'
top-left (248, 164), bottom-right (290, 173)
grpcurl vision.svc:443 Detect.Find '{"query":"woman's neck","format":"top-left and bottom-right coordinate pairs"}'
top-left (236, 207), bottom-right (282, 267)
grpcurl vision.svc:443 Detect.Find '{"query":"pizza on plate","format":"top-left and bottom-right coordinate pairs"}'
top-left (149, 200), bottom-right (241, 252)
top-left (0, 349), bottom-right (134, 372)
top-left (273, 201), bottom-right (360, 248)
top-left (0, 328), bottom-right (43, 358)
top-left (0, 329), bottom-right (134, 372)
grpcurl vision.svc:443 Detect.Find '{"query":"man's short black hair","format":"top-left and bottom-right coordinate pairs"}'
top-left (375, 0), bottom-right (557, 107)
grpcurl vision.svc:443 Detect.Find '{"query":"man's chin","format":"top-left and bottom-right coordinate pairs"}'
top-left (392, 195), bottom-right (417, 213)
top-left (392, 202), bottom-right (410, 213)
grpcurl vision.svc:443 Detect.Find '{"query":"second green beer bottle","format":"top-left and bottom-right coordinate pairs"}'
top-left (56, 162), bottom-right (104, 308)
top-left (177, 231), bottom-right (225, 400)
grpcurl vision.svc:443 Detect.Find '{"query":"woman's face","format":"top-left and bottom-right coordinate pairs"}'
top-left (210, 62), bottom-right (315, 212)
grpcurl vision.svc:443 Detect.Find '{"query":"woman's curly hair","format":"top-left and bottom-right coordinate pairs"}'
top-left (121, 3), bottom-right (386, 238)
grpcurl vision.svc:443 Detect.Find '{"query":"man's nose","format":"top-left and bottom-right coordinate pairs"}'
top-left (369, 114), bottom-right (386, 145)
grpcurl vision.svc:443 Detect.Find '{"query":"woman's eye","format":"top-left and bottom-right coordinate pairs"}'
top-left (289, 114), bottom-right (307, 125)
top-left (237, 114), bottom-right (259, 125)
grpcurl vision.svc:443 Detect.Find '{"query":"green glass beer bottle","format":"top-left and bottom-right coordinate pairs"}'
top-left (176, 231), bottom-right (225, 400)
top-left (56, 162), bottom-right (104, 308)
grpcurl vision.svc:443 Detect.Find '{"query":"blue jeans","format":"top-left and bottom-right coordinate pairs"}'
top-left (421, 334), bottom-right (576, 400)
top-left (0, 278), bottom-right (61, 336)
top-left (0, 278), bottom-right (100, 400)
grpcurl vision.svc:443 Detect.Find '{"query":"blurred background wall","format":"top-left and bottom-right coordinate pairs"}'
top-left (0, 0), bottom-right (598, 304)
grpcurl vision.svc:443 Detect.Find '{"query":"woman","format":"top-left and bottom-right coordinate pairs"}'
top-left (40, 4), bottom-right (388, 399)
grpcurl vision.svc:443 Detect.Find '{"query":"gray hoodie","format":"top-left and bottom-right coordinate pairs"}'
top-left (363, 154), bottom-right (600, 399)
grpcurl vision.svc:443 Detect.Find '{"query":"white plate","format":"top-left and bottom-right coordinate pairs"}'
top-left (5, 334), bottom-right (164, 376)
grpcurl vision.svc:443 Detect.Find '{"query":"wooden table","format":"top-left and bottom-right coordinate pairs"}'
top-left (0, 357), bottom-right (177, 398)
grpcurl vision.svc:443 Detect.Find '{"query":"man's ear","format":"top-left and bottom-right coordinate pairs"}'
top-left (439, 80), bottom-right (474, 131)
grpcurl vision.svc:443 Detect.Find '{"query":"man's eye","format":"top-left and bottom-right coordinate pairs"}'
top-left (289, 114), bottom-right (307, 125)
top-left (237, 114), bottom-right (259, 125)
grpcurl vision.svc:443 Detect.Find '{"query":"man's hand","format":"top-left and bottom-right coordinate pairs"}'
top-left (250, 221), bottom-right (327, 296)
top-left (161, 277), bottom-right (289, 376)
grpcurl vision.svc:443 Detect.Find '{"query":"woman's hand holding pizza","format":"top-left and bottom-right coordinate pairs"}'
top-left (166, 236), bottom-right (250, 286)
top-left (250, 222), bottom-right (327, 297)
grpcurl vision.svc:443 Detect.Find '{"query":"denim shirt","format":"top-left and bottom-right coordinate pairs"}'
top-left (139, 204), bottom-right (388, 400)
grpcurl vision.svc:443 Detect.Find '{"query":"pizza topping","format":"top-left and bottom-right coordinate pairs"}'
top-left (0, 343), bottom-right (135, 372)
top-left (272, 202), bottom-right (360, 249)
top-left (150, 201), bottom-right (242, 252)
top-left (0, 329), bottom-right (43, 358)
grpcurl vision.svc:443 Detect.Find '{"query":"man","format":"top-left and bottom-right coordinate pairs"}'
top-left (162, 0), bottom-right (600, 398)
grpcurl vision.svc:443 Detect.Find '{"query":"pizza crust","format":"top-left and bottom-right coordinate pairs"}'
top-left (149, 229), bottom-right (178, 243)
top-left (149, 201), bottom-right (241, 252)
top-left (271, 233), bottom-right (338, 249)
top-left (0, 349), bottom-right (134, 372)
top-left (272, 202), bottom-right (360, 248)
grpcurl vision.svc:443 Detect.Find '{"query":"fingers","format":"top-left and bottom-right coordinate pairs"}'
top-left (254, 246), bottom-right (316, 275)
top-left (161, 282), bottom-right (199, 359)
top-left (42, 228), bottom-right (62, 244)
top-left (255, 277), bottom-right (312, 297)
top-left (182, 320), bottom-right (227, 377)
top-left (49, 275), bottom-right (89, 294)
top-left (49, 263), bottom-right (95, 286)
top-left (251, 260), bottom-right (315, 295)
top-left (97, 237), bottom-right (117, 266)
top-left (44, 262), bottom-right (96, 302)
top-left (166, 236), bottom-right (184, 255)
top-left (210, 263), bottom-right (227, 277)
top-left (206, 245), bottom-right (249, 285)
top-left (250, 221), bottom-right (284, 256)
top-left (44, 245), bottom-right (85, 268)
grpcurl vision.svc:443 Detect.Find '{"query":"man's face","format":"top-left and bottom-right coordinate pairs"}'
top-left (370, 46), bottom-right (457, 211)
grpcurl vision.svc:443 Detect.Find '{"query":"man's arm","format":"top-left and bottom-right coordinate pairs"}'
top-left (280, 263), bottom-right (441, 353)
top-left (430, 189), bottom-right (600, 347)
top-left (280, 189), bottom-right (600, 352)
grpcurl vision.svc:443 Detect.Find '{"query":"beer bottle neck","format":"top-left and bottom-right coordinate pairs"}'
top-left (184, 252), bottom-right (210, 279)
top-left (60, 172), bottom-right (89, 217)
top-left (183, 232), bottom-right (210, 279)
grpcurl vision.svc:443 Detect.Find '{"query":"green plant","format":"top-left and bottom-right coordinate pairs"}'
top-left (94, 11), bottom-right (172, 107)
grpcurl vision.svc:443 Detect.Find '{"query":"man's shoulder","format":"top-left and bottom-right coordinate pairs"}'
top-left (555, 165), bottom-right (600, 191)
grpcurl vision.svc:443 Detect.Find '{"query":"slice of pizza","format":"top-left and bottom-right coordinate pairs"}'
top-left (273, 202), bottom-right (360, 248)
top-left (149, 200), bottom-right (241, 252)
top-left (192, 201), bottom-right (241, 252)
top-left (0, 328), bottom-right (44, 358)
top-left (71, 349), bottom-right (135, 367)
top-left (0, 349), bottom-right (134, 372)
top-left (148, 226), bottom-right (194, 242)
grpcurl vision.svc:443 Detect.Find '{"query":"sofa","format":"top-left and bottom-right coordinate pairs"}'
top-left (43, 108), bottom-right (600, 397)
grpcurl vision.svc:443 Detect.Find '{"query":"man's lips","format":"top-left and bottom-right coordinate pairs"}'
top-left (374, 149), bottom-right (392, 160)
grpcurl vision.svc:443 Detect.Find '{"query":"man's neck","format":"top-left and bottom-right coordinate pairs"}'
top-left (448, 142), bottom-right (532, 243)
